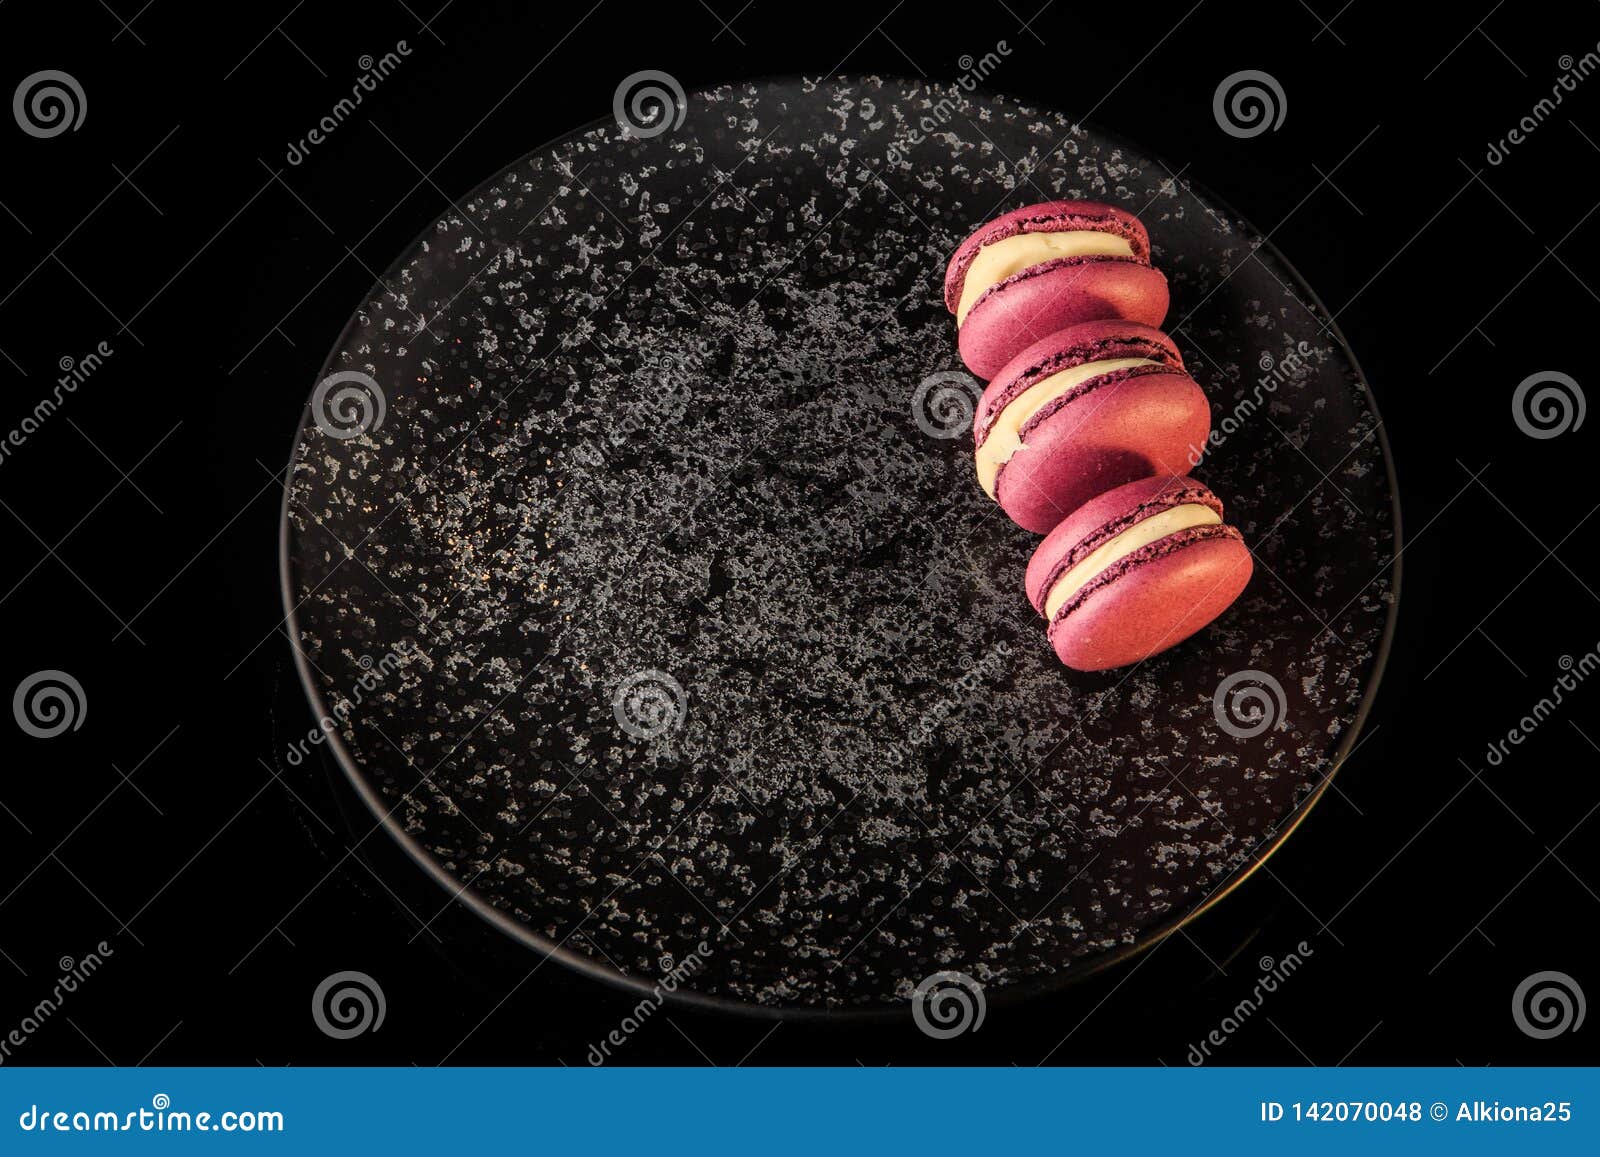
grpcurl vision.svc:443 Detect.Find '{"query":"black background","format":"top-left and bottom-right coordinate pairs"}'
top-left (1, 0), bottom-right (1597, 1066)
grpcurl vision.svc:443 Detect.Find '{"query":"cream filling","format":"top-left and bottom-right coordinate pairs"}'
top-left (956, 231), bottom-right (1136, 324)
top-left (976, 356), bottom-right (1158, 499)
top-left (1042, 504), bottom-right (1222, 621)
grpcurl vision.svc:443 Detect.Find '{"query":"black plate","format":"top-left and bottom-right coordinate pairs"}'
top-left (281, 76), bottom-right (1398, 1015)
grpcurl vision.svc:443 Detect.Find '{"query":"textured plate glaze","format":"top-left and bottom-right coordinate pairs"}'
top-left (282, 77), bottom-right (1398, 1012)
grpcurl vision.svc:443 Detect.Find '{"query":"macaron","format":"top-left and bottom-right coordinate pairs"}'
top-left (973, 320), bottom-right (1210, 534)
top-left (944, 200), bottom-right (1170, 380)
top-left (1024, 476), bottom-right (1253, 672)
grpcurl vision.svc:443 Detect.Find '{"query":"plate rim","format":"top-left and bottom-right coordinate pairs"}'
top-left (277, 75), bottom-right (1404, 1023)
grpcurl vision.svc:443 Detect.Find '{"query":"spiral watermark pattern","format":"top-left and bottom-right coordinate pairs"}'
top-left (612, 668), bottom-right (687, 739)
top-left (911, 970), bottom-right (986, 1039)
top-left (151, 1094), bottom-right (171, 1111)
top-left (613, 71), bottom-right (687, 139)
top-left (311, 370), bottom-right (387, 440)
top-left (13, 670), bottom-right (86, 738)
top-left (1212, 669), bottom-right (1287, 739)
top-left (311, 970), bottom-right (387, 1039)
top-left (1212, 70), bottom-right (1286, 139)
top-left (1512, 970), bottom-right (1586, 1039)
top-left (1512, 371), bottom-right (1585, 439)
top-left (911, 369), bottom-right (981, 440)
top-left (13, 71), bottom-right (87, 139)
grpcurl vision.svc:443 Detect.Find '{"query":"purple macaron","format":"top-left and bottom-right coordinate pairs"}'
top-left (944, 200), bottom-right (1170, 380)
top-left (972, 320), bottom-right (1211, 535)
top-left (1024, 475), bottom-right (1253, 671)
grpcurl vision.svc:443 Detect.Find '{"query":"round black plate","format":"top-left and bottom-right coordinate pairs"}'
top-left (282, 76), bottom-right (1398, 1014)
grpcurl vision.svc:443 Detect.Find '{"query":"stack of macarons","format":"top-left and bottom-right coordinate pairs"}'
top-left (943, 200), bottom-right (1253, 671)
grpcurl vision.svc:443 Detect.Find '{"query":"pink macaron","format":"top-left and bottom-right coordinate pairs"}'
top-left (944, 200), bottom-right (1170, 380)
top-left (1024, 475), bottom-right (1253, 672)
top-left (972, 320), bottom-right (1210, 535)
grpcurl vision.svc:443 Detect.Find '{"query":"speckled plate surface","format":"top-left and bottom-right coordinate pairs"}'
top-left (282, 76), bottom-right (1398, 1013)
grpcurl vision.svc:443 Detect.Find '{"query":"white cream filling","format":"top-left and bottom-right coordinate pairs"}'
top-left (975, 356), bottom-right (1159, 499)
top-left (1042, 503), bottom-right (1222, 620)
top-left (956, 231), bottom-right (1136, 324)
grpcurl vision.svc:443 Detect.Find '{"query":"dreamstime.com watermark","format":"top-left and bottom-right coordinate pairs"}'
top-left (1486, 46), bottom-right (1600, 165)
top-left (0, 942), bottom-right (114, 1065)
top-left (1213, 70), bottom-right (1286, 138)
top-left (1512, 970), bottom-right (1586, 1039)
top-left (13, 70), bottom-right (86, 138)
top-left (310, 369), bottom-right (388, 440)
top-left (12, 669), bottom-right (87, 738)
top-left (312, 970), bottom-right (386, 1039)
top-left (1186, 941), bottom-right (1315, 1064)
top-left (1212, 669), bottom-right (1288, 740)
top-left (1189, 341), bottom-right (1314, 466)
top-left (0, 342), bottom-right (113, 469)
top-left (17, 1095), bottom-right (283, 1134)
top-left (911, 369), bottom-right (982, 441)
top-left (912, 971), bottom-right (986, 1039)
top-left (585, 943), bottom-right (711, 1064)
top-left (569, 352), bottom-right (697, 469)
top-left (613, 71), bottom-right (687, 139)
top-left (1511, 370), bottom-right (1585, 440)
top-left (285, 643), bottom-right (411, 766)
top-left (885, 43), bottom-right (1012, 164)
top-left (611, 668), bottom-right (688, 741)
top-left (884, 641), bottom-right (1011, 769)
top-left (1483, 646), bottom-right (1600, 767)
top-left (285, 42), bottom-right (412, 165)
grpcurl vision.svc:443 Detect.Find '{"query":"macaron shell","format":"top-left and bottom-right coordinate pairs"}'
top-left (943, 200), bottom-right (1152, 313)
top-left (1046, 530), bottom-right (1254, 671)
top-left (957, 258), bottom-right (1170, 380)
top-left (992, 370), bottom-right (1210, 535)
top-left (1025, 474), bottom-right (1219, 612)
top-left (974, 319), bottom-right (1184, 446)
